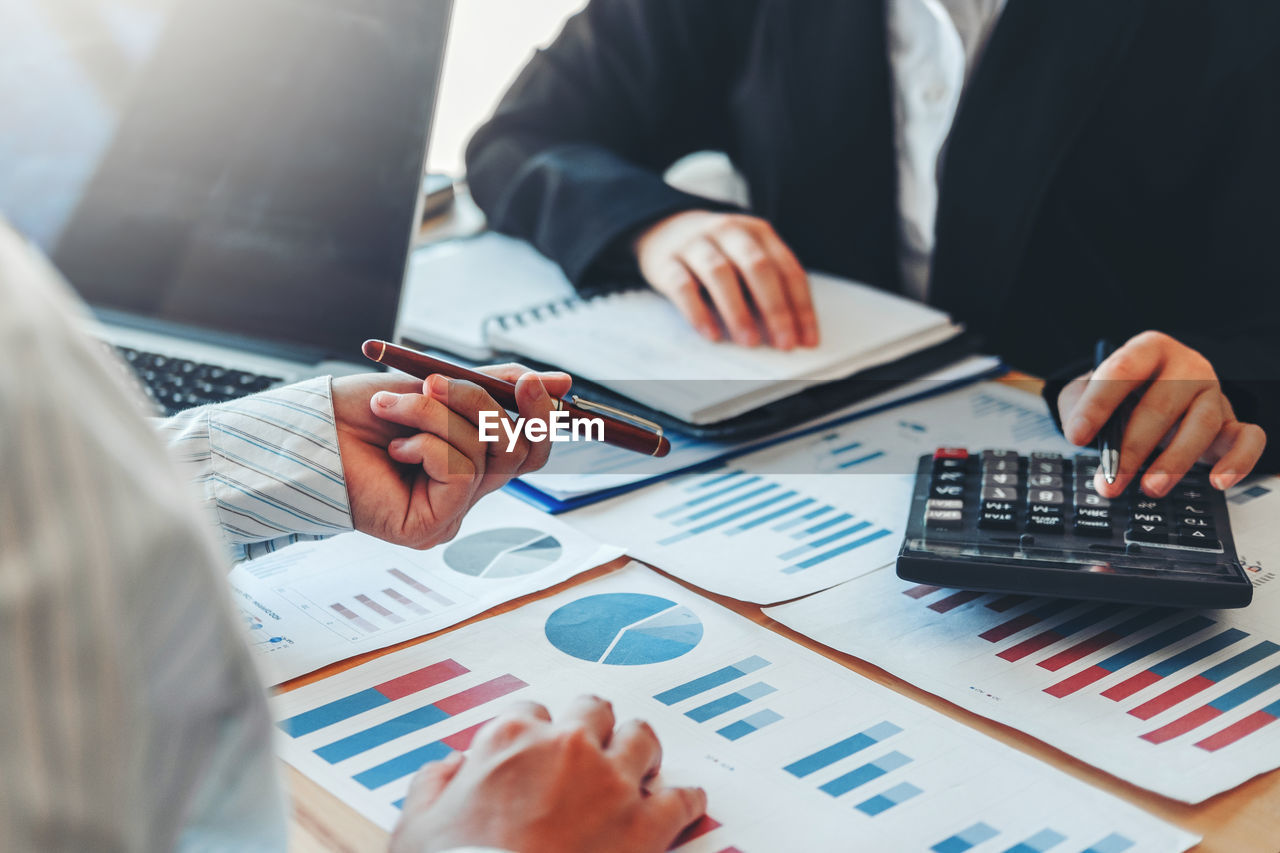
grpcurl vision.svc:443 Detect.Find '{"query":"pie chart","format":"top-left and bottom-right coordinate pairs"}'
top-left (443, 527), bottom-right (562, 578)
top-left (544, 593), bottom-right (703, 665)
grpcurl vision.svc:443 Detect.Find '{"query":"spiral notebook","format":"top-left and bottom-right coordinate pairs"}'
top-left (484, 272), bottom-right (963, 425)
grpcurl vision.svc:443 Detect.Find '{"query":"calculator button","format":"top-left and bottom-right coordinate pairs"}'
top-left (925, 508), bottom-right (964, 528)
top-left (932, 469), bottom-right (966, 485)
top-left (1029, 460), bottom-right (1064, 476)
top-left (1177, 530), bottom-right (1222, 550)
top-left (934, 447), bottom-right (969, 460)
top-left (981, 449), bottom-right (1019, 461)
top-left (932, 458), bottom-right (967, 475)
top-left (1028, 503), bottom-right (1063, 517)
top-left (978, 509), bottom-right (1017, 530)
top-left (1132, 498), bottom-right (1163, 512)
top-left (1027, 489), bottom-right (1064, 506)
top-left (1175, 487), bottom-right (1208, 502)
top-left (1074, 517), bottom-right (1112, 537)
top-left (1176, 501), bottom-right (1209, 516)
top-left (1179, 516), bottom-right (1214, 530)
top-left (1075, 492), bottom-right (1110, 508)
top-left (982, 485), bottom-right (1020, 502)
top-left (981, 500), bottom-right (1016, 514)
top-left (983, 459), bottom-right (1019, 474)
top-left (1076, 507), bottom-right (1111, 522)
top-left (926, 499), bottom-right (964, 512)
top-left (1027, 474), bottom-right (1064, 489)
top-left (932, 483), bottom-right (966, 499)
top-left (1031, 452), bottom-right (1063, 462)
top-left (982, 472), bottom-right (1020, 487)
top-left (1126, 524), bottom-right (1170, 545)
top-left (1027, 513), bottom-right (1065, 534)
top-left (1130, 511), bottom-right (1166, 526)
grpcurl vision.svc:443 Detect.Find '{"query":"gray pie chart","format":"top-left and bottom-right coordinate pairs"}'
top-left (443, 527), bottom-right (563, 578)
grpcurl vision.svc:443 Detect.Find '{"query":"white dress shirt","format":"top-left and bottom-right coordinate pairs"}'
top-left (0, 220), bottom-right (367, 850)
top-left (0, 221), bottom-right (521, 851)
top-left (889, 0), bottom-right (1007, 300)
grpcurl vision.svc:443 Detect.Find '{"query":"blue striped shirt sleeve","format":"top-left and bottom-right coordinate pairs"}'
top-left (158, 377), bottom-right (354, 562)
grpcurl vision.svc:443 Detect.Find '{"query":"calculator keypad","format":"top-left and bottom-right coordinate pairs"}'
top-left (925, 447), bottom-right (1224, 553)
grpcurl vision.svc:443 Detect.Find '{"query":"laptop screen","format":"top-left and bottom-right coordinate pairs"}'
top-left (0, 0), bottom-right (450, 361)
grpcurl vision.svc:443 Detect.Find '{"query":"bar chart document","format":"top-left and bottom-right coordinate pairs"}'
top-left (767, 476), bottom-right (1280, 802)
top-left (228, 492), bottom-right (621, 684)
top-left (563, 382), bottom-right (1077, 603)
top-left (272, 563), bottom-right (1195, 850)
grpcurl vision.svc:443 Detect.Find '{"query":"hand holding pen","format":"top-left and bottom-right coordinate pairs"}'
top-left (364, 340), bottom-right (671, 457)
top-left (1055, 332), bottom-right (1266, 498)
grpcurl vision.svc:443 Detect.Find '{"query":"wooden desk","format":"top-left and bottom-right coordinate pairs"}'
top-left (283, 378), bottom-right (1280, 853)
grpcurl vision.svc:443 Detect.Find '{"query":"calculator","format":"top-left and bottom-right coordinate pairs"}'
top-left (896, 448), bottom-right (1253, 608)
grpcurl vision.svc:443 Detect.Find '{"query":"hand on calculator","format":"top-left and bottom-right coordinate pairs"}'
top-left (1055, 331), bottom-right (1266, 499)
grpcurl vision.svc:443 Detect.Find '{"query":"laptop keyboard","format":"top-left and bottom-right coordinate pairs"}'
top-left (116, 346), bottom-right (282, 415)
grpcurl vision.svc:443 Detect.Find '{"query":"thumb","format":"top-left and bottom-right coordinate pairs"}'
top-left (536, 371), bottom-right (573, 399)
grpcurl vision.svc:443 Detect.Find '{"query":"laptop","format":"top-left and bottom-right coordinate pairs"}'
top-left (0, 0), bottom-right (453, 413)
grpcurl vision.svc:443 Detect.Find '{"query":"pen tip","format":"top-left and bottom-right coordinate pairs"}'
top-left (361, 339), bottom-right (386, 362)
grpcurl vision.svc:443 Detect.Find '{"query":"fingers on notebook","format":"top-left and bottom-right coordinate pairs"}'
top-left (633, 209), bottom-right (816, 349)
top-left (684, 236), bottom-right (760, 347)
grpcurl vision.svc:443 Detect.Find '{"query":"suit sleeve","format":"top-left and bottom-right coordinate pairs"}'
top-left (464, 0), bottom-right (748, 291)
top-left (1045, 24), bottom-right (1280, 472)
top-left (1172, 32), bottom-right (1280, 471)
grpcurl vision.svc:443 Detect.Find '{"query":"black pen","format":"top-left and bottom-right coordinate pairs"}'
top-left (1094, 339), bottom-right (1123, 485)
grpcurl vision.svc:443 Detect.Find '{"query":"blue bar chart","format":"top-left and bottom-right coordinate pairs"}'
top-left (717, 709), bottom-right (783, 741)
top-left (819, 750), bottom-right (912, 797)
top-left (651, 468), bottom-right (895, 576)
top-left (655, 655), bottom-right (769, 704)
top-left (685, 682), bottom-right (776, 722)
top-left (932, 821), bottom-right (998, 852)
top-left (273, 565), bottom-right (1195, 847)
top-left (784, 721), bottom-right (903, 777)
top-left (856, 781), bottom-right (924, 816)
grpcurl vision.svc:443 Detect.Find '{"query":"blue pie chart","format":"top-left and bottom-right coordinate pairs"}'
top-left (544, 593), bottom-right (703, 665)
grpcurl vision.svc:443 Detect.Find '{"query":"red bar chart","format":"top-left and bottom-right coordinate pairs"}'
top-left (887, 579), bottom-right (1280, 761)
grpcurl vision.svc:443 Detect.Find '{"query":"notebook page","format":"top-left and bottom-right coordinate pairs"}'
top-left (397, 232), bottom-right (574, 359)
top-left (486, 272), bottom-right (959, 422)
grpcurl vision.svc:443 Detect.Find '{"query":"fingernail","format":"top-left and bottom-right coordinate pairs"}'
top-left (373, 391), bottom-right (398, 408)
top-left (1143, 471), bottom-right (1170, 496)
top-left (776, 331), bottom-right (795, 349)
top-left (427, 375), bottom-right (448, 396)
top-left (1066, 416), bottom-right (1089, 443)
top-left (1212, 471), bottom-right (1237, 490)
top-left (388, 437), bottom-right (405, 453)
